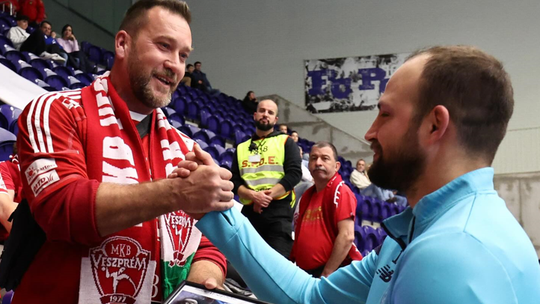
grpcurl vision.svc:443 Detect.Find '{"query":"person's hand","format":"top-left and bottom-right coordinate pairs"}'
top-left (51, 31), bottom-right (56, 38)
top-left (169, 164), bottom-right (234, 215)
top-left (168, 160), bottom-right (199, 178)
top-left (253, 204), bottom-right (263, 214)
top-left (168, 144), bottom-right (234, 217)
top-left (251, 191), bottom-right (272, 208)
top-left (321, 268), bottom-right (334, 278)
top-left (70, 34), bottom-right (76, 41)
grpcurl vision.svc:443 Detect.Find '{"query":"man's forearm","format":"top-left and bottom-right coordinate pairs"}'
top-left (269, 183), bottom-right (286, 199)
top-left (95, 180), bottom-right (180, 236)
top-left (237, 185), bottom-right (254, 201)
top-left (323, 219), bottom-right (355, 276)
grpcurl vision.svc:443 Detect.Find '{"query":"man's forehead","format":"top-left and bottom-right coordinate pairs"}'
top-left (377, 55), bottom-right (428, 108)
top-left (259, 100), bottom-right (277, 111)
top-left (311, 146), bottom-right (333, 157)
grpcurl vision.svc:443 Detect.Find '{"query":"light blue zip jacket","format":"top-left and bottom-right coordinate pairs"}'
top-left (197, 168), bottom-right (540, 303)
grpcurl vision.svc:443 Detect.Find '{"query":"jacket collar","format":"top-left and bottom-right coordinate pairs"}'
top-left (382, 167), bottom-right (495, 247)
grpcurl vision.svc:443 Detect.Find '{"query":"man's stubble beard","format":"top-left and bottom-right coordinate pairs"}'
top-left (368, 124), bottom-right (427, 194)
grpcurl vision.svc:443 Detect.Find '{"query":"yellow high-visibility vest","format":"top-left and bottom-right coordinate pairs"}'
top-left (237, 134), bottom-right (294, 205)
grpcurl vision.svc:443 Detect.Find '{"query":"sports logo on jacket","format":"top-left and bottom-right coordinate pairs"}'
top-left (25, 158), bottom-right (59, 196)
top-left (90, 236), bottom-right (150, 304)
top-left (164, 211), bottom-right (193, 267)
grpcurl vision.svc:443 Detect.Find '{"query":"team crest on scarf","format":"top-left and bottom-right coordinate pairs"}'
top-left (90, 236), bottom-right (151, 304)
top-left (164, 211), bottom-right (193, 267)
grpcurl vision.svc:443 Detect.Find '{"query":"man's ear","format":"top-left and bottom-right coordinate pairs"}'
top-left (425, 105), bottom-right (450, 143)
top-left (335, 161), bottom-right (341, 172)
top-left (115, 30), bottom-right (130, 60)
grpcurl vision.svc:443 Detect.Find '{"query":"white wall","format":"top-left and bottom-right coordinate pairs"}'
top-left (185, 0), bottom-right (540, 171)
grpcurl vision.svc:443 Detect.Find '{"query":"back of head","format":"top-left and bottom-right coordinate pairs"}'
top-left (409, 45), bottom-right (514, 164)
top-left (119, 0), bottom-right (191, 38)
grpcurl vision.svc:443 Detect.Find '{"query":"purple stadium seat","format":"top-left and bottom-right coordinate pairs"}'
top-left (0, 104), bottom-right (21, 133)
top-left (205, 143), bottom-right (226, 160)
top-left (102, 51), bottom-right (114, 69)
top-left (194, 138), bottom-right (208, 150)
top-left (233, 129), bottom-right (248, 146)
top-left (161, 106), bottom-right (176, 118)
top-left (45, 74), bottom-right (69, 91)
top-left (199, 109), bottom-right (211, 127)
top-left (53, 65), bottom-right (74, 78)
top-left (220, 119), bottom-right (234, 139)
top-left (219, 148), bottom-right (235, 164)
top-left (19, 66), bottom-right (43, 82)
top-left (171, 97), bottom-right (187, 115)
top-left (209, 134), bottom-right (225, 148)
top-left (0, 127), bottom-right (16, 161)
top-left (169, 119), bottom-right (182, 130)
top-left (2, 290), bottom-right (13, 304)
top-left (219, 159), bottom-right (232, 171)
top-left (30, 58), bottom-right (52, 71)
top-left (0, 55), bottom-right (16, 72)
top-left (205, 115), bottom-right (220, 134)
top-left (379, 201), bottom-right (392, 221)
top-left (186, 100), bottom-right (200, 120)
top-left (168, 113), bottom-right (184, 126)
top-left (74, 72), bottom-right (94, 86)
top-left (0, 35), bottom-right (13, 49)
top-left (1, 15), bottom-right (15, 27)
top-left (5, 49), bottom-right (25, 64)
top-left (0, 18), bottom-right (10, 35)
top-left (87, 45), bottom-right (103, 64)
top-left (361, 225), bottom-right (378, 252)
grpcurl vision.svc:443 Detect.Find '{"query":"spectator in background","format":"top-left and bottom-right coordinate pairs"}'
top-left (231, 99), bottom-right (302, 258)
top-left (294, 146), bottom-right (313, 209)
top-left (241, 90), bottom-right (258, 114)
top-left (180, 63), bottom-right (194, 86)
top-left (0, 145), bottom-right (21, 241)
top-left (6, 15), bottom-right (29, 50)
top-left (20, 20), bottom-right (66, 63)
top-left (279, 124), bottom-right (288, 134)
top-left (41, 21), bottom-right (69, 64)
top-left (191, 61), bottom-right (213, 92)
top-left (56, 24), bottom-right (94, 73)
top-left (349, 159), bottom-right (370, 190)
top-left (18, 0), bottom-right (45, 27)
top-left (290, 131), bottom-right (299, 143)
top-left (291, 142), bottom-right (362, 278)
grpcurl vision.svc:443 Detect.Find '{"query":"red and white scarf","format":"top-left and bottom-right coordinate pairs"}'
top-left (77, 74), bottom-right (201, 304)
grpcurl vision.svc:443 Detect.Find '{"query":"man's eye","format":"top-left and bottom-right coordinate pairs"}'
top-left (160, 43), bottom-right (170, 49)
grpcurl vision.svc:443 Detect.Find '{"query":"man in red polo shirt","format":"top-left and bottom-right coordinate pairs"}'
top-left (291, 141), bottom-right (362, 278)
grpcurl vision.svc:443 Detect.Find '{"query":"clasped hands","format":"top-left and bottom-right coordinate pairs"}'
top-left (167, 144), bottom-right (235, 219)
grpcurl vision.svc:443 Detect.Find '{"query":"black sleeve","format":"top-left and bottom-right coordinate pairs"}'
top-left (278, 137), bottom-right (302, 192)
top-left (231, 149), bottom-right (243, 194)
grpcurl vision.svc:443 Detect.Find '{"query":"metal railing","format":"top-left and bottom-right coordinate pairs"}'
top-left (0, 1), bottom-right (14, 16)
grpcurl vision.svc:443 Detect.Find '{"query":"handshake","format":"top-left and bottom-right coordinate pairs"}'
top-left (167, 144), bottom-right (235, 219)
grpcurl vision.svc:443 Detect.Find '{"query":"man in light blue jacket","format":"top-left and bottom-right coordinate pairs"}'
top-left (181, 45), bottom-right (540, 303)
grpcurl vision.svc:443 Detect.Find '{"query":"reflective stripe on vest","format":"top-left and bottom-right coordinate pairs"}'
top-left (237, 134), bottom-right (293, 205)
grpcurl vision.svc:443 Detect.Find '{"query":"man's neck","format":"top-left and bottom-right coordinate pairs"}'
top-left (255, 128), bottom-right (273, 138)
top-left (314, 180), bottom-right (327, 192)
top-left (405, 154), bottom-right (488, 208)
top-left (109, 67), bottom-right (153, 115)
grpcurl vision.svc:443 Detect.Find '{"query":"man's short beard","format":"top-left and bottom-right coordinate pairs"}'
top-left (368, 126), bottom-right (426, 193)
top-left (255, 120), bottom-right (274, 132)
